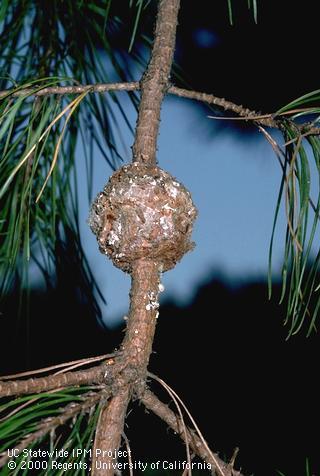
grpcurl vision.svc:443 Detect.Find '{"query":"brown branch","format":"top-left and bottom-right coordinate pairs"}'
top-left (0, 362), bottom-right (110, 397)
top-left (169, 87), bottom-right (320, 136)
top-left (92, 388), bottom-right (130, 476)
top-left (140, 389), bottom-right (244, 476)
top-left (91, 259), bottom-right (161, 474)
top-left (121, 260), bottom-right (160, 378)
top-left (0, 390), bottom-right (107, 468)
top-left (132, 0), bottom-right (181, 164)
top-left (168, 86), bottom-right (278, 128)
top-left (0, 81), bottom-right (139, 98)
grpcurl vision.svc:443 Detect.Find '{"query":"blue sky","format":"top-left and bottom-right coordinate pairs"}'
top-left (77, 92), bottom-right (287, 326)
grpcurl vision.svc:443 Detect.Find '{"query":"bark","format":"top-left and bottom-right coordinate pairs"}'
top-left (132, 0), bottom-right (181, 164)
top-left (92, 260), bottom-right (161, 473)
top-left (168, 85), bottom-right (277, 128)
top-left (121, 260), bottom-right (160, 380)
top-left (0, 364), bottom-right (109, 397)
top-left (0, 82), bottom-right (139, 98)
top-left (141, 389), bottom-right (244, 476)
top-left (92, 389), bottom-right (130, 476)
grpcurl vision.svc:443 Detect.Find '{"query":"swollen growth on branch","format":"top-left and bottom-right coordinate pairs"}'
top-left (89, 162), bottom-right (197, 273)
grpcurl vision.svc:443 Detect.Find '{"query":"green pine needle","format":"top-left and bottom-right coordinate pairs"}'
top-left (268, 98), bottom-right (320, 336)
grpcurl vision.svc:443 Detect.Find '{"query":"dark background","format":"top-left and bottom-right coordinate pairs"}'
top-left (1, 1), bottom-right (320, 475)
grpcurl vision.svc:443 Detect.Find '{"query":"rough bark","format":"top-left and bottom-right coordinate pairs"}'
top-left (141, 389), bottom-right (243, 476)
top-left (0, 364), bottom-right (109, 397)
top-left (91, 260), bottom-right (161, 472)
top-left (132, 0), bottom-right (181, 164)
top-left (0, 82), bottom-right (139, 98)
top-left (92, 389), bottom-right (130, 476)
top-left (121, 260), bottom-right (160, 376)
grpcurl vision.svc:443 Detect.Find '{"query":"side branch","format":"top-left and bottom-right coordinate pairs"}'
top-left (0, 82), bottom-right (139, 99)
top-left (140, 389), bottom-right (244, 476)
top-left (0, 363), bottom-right (110, 397)
top-left (168, 86), bottom-right (278, 128)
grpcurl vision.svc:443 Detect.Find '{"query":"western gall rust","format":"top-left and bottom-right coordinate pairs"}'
top-left (89, 163), bottom-right (197, 273)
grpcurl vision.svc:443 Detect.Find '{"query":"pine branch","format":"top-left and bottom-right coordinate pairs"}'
top-left (0, 363), bottom-right (110, 397)
top-left (168, 85), bottom-right (277, 127)
top-left (140, 388), bottom-right (244, 476)
top-left (92, 388), bottom-right (130, 476)
top-left (132, 0), bottom-right (180, 164)
top-left (0, 82), bottom-right (139, 98)
top-left (121, 260), bottom-right (161, 377)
